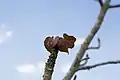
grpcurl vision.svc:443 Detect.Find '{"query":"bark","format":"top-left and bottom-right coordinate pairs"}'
top-left (43, 50), bottom-right (58, 80)
top-left (63, 0), bottom-right (110, 80)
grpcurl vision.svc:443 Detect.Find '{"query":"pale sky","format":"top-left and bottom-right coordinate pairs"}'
top-left (0, 0), bottom-right (120, 80)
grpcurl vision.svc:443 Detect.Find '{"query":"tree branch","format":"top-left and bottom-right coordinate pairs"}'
top-left (73, 75), bottom-right (77, 80)
top-left (63, 0), bottom-right (111, 80)
top-left (109, 4), bottom-right (120, 8)
top-left (95, 0), bottom-right (103, 7)
top-left (43, 50), bottom-right (58, 80)
top-left (77, 60), bottom-right (120, 71)
top-left (87, 38), bottom-right (101, 50)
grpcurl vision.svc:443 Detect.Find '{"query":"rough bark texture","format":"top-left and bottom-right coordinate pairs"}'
top-left (43, 50), bottom-right (58, 80)
top-left (63, 0), bottom-right (110, 80)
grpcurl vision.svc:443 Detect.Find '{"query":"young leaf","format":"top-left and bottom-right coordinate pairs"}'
top-left (63, 33), bottom-right (76, 48)
top-left (44, 33), bottom-right (76, 54)
top-left (44, 36), bottom-right (59, 53)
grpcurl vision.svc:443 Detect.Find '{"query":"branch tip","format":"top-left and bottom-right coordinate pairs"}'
top-left (78, 60), bottom-right (120, 71)
top-left (95, 0), bottom-right (103, 7)
top-left (73, 75), bottom-right (77, 80)
top-left (109, 4), bottom-right (120, 8)
top-left (87, 38), bottom-right (101, 50)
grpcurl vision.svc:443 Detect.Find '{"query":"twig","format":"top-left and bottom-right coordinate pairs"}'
top-left (77, 60), bottom-right (120, 71)
top-left (73, 75), bottom-right (77, 80)
top-left (95, 0), bottom-right (103, 7)
top-left (73, 55), bottom-right (89, 80)
top-left (80, 54), bottom-right (90, 62)
top-left (87, 38), bottom-right (101, 50)
top-left (80, 54), bottom-right (90, 66)
top-left (109, 4), bottom-right (120, 8)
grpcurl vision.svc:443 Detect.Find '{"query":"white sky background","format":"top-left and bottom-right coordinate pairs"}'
top-left (0, 24), bottom-right (12, 44)
top-left (1, 0), bottom-right (120, 80)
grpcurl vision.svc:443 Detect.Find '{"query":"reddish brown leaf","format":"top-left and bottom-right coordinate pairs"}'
top-left (44, 33), bottom-right (76, 54)
top-left (44, 36), bottom-right (59, 53)
top-left (56, 33), bottom-right (76, 54)
top-left (63, 33), bottom-right (76, 48)
top-left (56, 38), bottom-right (69, 53)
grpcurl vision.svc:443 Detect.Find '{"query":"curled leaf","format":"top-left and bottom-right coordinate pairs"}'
top-left (63, 33), bottom-right (76, 42)
top-left (44, 36), bottom-right (59, 53)
top-left (44, 33), bottom-right (76, 54)
top-left (63, 33), bottom-right (76, 48)
top-left (56, 37), bottom-right (70, 53)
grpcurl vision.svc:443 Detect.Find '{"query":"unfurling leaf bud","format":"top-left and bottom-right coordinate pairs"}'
top-left (44, 33), bottom-right (76, 54)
